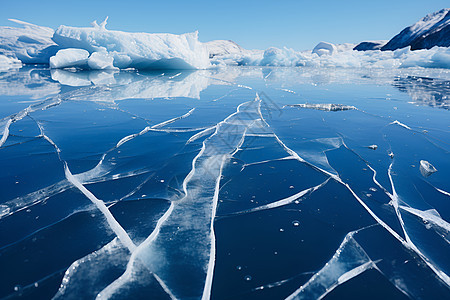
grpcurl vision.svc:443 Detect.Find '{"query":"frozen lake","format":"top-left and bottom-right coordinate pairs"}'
top-left (0, 66), bottom-right (449, 299)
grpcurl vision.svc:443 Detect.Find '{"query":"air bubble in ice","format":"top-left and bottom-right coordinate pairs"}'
top-left (388, 152), bottom-right (394, 158)
top-left (368, 145), bottom-right (378, 150)
top-left (244, 275), bottom-right (252, 281)
top-left (279, 228), bottom-right (284, 232)
top-left (419, 160), bottom-right (437, 177)
top-left (236, 265), bottom-right (242, 270)
top-left (14, 285), bottom-right (22, 292)
top-left (369, 187), bottom-right (377, 192)
top-left (292, 220), bottom-right (300, 227)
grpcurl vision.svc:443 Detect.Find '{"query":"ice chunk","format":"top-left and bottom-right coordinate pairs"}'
top-left (286, 103), bottom-right (356, 111)
top-left (0, 54), bottom-right (22, 71)
top-left (52, 20), bottom-right (210, 70)
top-left (312, 41), bottom-right (337, 56)
top-left (87, 52), bottom-right (117, 70)
top-left (419, 160), bottom-right (437, 177)
top-left (49, 48), bottom-right (89, 69)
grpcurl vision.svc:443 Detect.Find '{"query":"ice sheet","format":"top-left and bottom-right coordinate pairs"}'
top-left (0, 66), bottom-right (449, 299)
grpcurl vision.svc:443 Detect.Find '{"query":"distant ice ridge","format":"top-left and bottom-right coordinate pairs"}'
top-left (212, 42), bottom-right (450, 69)
top-left (52, 18), bottom-right (210, 70)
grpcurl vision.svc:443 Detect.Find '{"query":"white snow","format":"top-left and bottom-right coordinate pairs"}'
top-left (52, 18), bottom-right (210, 70)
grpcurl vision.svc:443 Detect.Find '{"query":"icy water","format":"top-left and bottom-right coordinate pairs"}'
top-left (0, 66), bottom-right (449, 299)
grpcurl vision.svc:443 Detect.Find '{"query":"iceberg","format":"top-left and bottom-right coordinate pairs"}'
top-left (52, 19), bottom-right (210, 70)
top-left (0, 19), bottom-right (58, 64)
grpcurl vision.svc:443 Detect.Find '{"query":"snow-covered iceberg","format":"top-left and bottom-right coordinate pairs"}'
top-left (0, 19), bottom-right (58, 64)
top-left (51, 19), bottom-right (210, 70)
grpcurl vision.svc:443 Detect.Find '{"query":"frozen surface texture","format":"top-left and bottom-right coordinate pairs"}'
top-left (0, 66), bottom-right (449, 299)
top-left (382, 8), bottom-right (450, 51)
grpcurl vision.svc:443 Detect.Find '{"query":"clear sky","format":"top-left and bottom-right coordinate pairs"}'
top-left (0, 0), bottom-right (448, 51)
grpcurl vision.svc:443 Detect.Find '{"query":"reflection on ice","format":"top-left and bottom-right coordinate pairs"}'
top-left (393, 76), bottom-right (450, 109)
top-left (0, 66), bottom-right (449, 299)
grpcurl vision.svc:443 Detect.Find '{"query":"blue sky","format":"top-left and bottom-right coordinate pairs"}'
top-left (0, 0), bottom-right (448, 50)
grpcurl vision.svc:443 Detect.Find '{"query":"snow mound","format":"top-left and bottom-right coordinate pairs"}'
top-left (0, 55), bottom-right (22, 71)
top-left (205, 40), bottom-right (243, 58)
top-left (382, 8), bottom-right (450, 50)
top-left (52, 19), bottom-right (210, 70)
top-left (0, 19), bottom-right (58, 63)
top-left (313, 42), bottom-right (337, 56)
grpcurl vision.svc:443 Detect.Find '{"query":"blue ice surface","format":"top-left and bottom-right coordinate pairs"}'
top-left (0, 66), bottom-right (449, 299)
